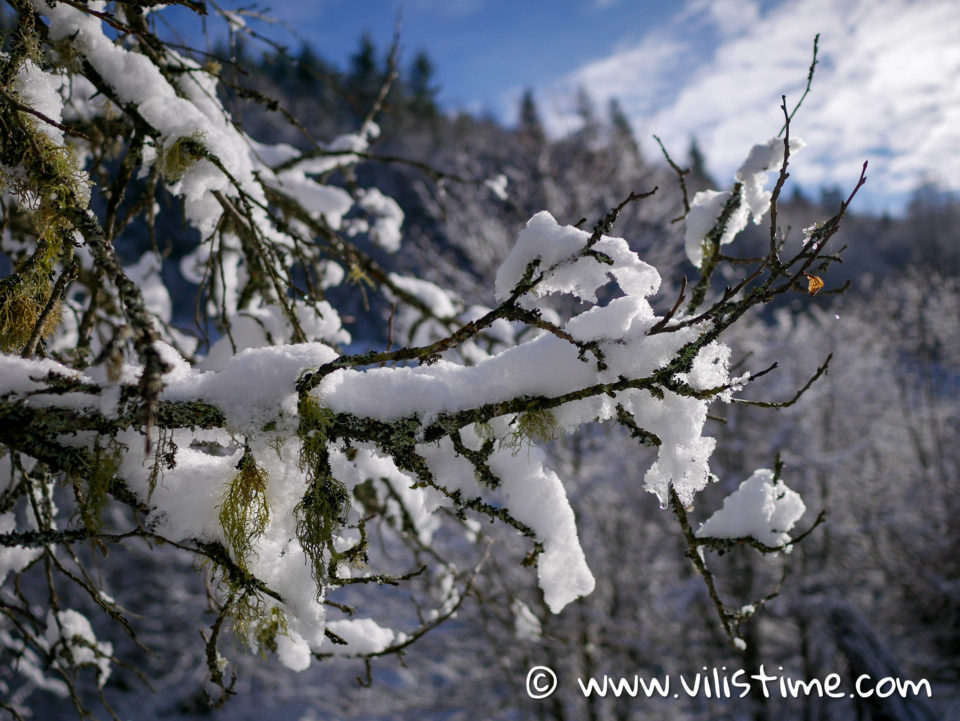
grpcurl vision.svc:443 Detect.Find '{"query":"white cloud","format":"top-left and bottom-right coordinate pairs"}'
top-left (541, 33), bottom-right (694, 137)
top-left (543, 0), bottom-right (960, 211)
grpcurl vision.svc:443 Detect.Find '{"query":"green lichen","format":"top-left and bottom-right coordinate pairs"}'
top-left (0, 52), bottom-right (90, 352)
top-left (297, 396), bottom-right (335, 473)
top-left (225, 590), bottom-right (289, 655)
top-left (473, 420), bottom-right (496, 444)
top-left (63, 438), bottom-right (121, 533)
top-left (145, 428), bottom-right (177, 501)
top-left (80, 441), bottom-right (121, 533)
top-left (295, 466), bottom-right (351, 592)
top-left (160, 132), bottom-right (206, 181)
top-left (503, 409), bottom-right (560, 453)
top-left (293, 396), bottom-right (354, 590)
top-left (253, 606), bottom-right (289, 655)
top-left (0, 266), bottom-right (58, 352)
top-left (218, 448), bottom-right (269, 571)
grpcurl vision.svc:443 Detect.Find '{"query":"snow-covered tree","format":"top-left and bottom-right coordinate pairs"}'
top-left (0, 4), bottom-right (866, 717)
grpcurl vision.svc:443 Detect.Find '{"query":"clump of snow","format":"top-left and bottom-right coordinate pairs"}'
top-left (679, 341), bottom-right (733, 396)
top-left (684, 136), bottom-right (804, 267)
top-left (356, 187), bottom-right (404, 252)
top-left (697, 469), bottom-right (806, 547)
top-left (13, 60), bottom-right (67, 145)
top-left (323, 618), bottom-right (402, 656)
top-left (0, 512), bottom-right (42, 586)
top-left (44, 610), bottom-right (113, 687)
top-left (165, 342), bottom-right (339, 437)
top-left (124, 252), bottom-right (171, 324)
top-left (267, 169), bottom-right (353, 229)
top-left (492, 447), bottom-right (596, 611)
top-left (417, 433), bottom-right (595, 613)
top-left (200, 302), bottom-right (348, 372)
top-left (384, 274), bottom-right (462, 347)
top-left (275, 631), bottom-right (311, 672)
top-left (387, 274), bottom-right (459, 319)
top-left (222, 9), bottom-right (247, 31)
top-left (683, 190), bottom-right (747, 268)
top-left (295, 122), bottom-right (379, 175)
top-left (0, 354), bottom-right (93, 397)
top-left (485, 174), bottom-right (509, 201)
top-left (495, 211), bottom-right (660, 304)
top-left (736, 137), bottom-right (806, 218)
top-left (622, 389), bottom-right (716, 508)
top-left (511, 599), bottom-right (542, 640)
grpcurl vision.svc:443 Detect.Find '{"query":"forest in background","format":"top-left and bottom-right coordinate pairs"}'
top-left (2, 15), bottom-right (958, 721)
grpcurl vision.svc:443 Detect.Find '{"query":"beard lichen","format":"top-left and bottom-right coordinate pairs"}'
top-left (218, 447), bottom-right (270, 572)
top-left (73, 439), bottom-right (122, 533)
top-left (0, 264), bottom-right (57, 352)
top-left (503, 408), bottom-right (560, 454)
top-left (294, 396), bottom-right (365, 592)
top-left (1, 51), bottom-right (90, 353)
top-left (160, 133), bottom-right (206, 182)
top-left (226, 591), bottom-right (289, 655)
top-left (294, 442), bottom-right (352, 593)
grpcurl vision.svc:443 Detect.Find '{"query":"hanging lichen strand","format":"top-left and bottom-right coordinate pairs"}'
top-left (219, 447), bottom-right (270, 572)
top-left (0, 14), bottom-right (87, 353)
top-left (295, 396), bottom-right (365, 591)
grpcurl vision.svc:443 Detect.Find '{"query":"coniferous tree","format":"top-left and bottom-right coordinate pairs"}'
top-left (608, 97), bottom-right (641, 160)
top-left (407, 51), bottom-right (439, 117)
top-left (518, 87), bottom-right (545, 146)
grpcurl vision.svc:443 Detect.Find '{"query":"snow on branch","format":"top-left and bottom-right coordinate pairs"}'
top-left (0, 1), bottom-right (865, 711)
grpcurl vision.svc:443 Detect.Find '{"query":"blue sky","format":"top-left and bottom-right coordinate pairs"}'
top-left (182, 0), bottom-right (959, 215)
top-left (247, 1), bottom-right (683, 114)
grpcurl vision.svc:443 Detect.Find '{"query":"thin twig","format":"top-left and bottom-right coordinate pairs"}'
top-left (779, 34), bottom-right (819, 137)
top-left (653, 134), bottom-right (690, 216)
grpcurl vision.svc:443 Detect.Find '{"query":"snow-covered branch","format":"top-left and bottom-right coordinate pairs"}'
top-left (0, 1), bottom-right (865, 714)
